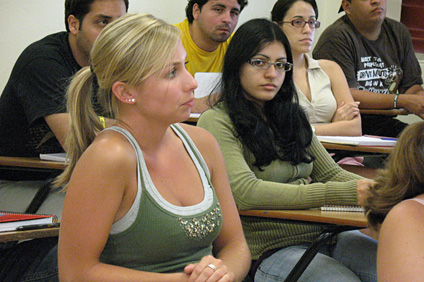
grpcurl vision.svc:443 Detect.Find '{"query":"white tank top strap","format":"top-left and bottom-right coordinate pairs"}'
top-left (409, 197), bottom-right (424, 206)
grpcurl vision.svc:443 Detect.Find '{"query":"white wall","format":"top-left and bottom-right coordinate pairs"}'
top-left (0, 0), bottom-right (277, 94)
top-left (0, 0), bottom-right (412, 104)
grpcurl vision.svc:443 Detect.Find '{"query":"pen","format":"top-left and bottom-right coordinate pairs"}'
top-left (381, 137), bottom-right (397, 141)
top-left (16, 222), bottom-right (60, 231)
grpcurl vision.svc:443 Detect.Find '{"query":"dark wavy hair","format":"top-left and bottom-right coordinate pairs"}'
top-left (214, 18), bottom-right (314, 169)
top-left (271, 0), bottom-right (318, 23)
top-left (365, 121), bottom-right (424, 229)
top-left (65, 0), bottom-right (130, 32)
top-left (185, 0), bottom-right (248, 23)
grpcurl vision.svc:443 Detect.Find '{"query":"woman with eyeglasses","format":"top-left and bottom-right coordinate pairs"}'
top-left (272, 0), bottom-right (361, 137)
top-left (197, 18), bottom-right (377, 282)
top-left (271, 0), bottom-right (375, 178)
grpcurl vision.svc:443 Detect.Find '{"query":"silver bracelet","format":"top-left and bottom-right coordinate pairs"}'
top-left (393, 93), bottom-right (400, 108)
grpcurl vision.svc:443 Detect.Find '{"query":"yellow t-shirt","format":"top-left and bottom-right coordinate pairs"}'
top-left (174, 19), bottom-right (232, 76)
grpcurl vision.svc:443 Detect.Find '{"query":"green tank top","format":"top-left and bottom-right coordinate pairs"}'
top-left (99, 124), bottom-right (222, 273)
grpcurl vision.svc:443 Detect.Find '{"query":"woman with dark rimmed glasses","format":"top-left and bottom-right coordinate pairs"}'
top-left (272, 0), bottom-right (362, 137)
top-left (273, 0), bottom-right (378, 179)
top-left (197, 17), bottom-right (377, 282)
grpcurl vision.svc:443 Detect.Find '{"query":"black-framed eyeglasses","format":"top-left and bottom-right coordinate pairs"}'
top-left (281, 19), bottom-right (321, 29)
top-left (247, 59), bottom-right (293, 72)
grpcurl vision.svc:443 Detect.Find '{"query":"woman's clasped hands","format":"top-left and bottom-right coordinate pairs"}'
top-left (332, 101), bottom-right (360, 122)
top-left (184, 255), bottom-right (234, 282)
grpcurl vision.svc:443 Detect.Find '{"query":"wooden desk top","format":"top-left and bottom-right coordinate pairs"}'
top-left (321, 142), bottom-right (393, 154)
top-left (238, 209), bottom-right (368, 228)
top-left (0, 227), bottom-right (59, 242)
top-left (360, 108), bottom-right (408, 116)
top-left (0, 156), bottom-right (67, 170)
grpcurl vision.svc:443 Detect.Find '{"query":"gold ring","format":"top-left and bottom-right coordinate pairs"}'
top-left (207, 263), bottom-right (217, 271)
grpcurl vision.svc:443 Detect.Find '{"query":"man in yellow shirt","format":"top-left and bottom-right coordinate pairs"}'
top-left (175, 0), bottom-right (248, 113)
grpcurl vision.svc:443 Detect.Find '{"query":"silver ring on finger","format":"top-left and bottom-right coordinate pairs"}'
top-left (206, 263), bottom-right (217, 271)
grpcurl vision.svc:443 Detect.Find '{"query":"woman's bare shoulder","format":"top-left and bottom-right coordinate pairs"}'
top-left (383, 198), bottom-right (424, 231)
top-left (317, 59), bottom-right (342, 73)
top-left (84, 129), bottom-right (137, 170)
top-left (178, 123), bottom-right (216, 142)
top-left (178, 123), bottom-right (220, 154)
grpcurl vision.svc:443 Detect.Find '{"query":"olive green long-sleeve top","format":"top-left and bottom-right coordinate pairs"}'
top-left (197, 105), bottom-right (362, 259)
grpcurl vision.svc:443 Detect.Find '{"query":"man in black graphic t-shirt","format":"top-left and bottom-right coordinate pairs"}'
top-left (313, 0), bottom-right (424, 137)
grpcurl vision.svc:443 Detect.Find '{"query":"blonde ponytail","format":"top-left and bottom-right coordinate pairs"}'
top-left (54, 67), bottom-right (103, 190)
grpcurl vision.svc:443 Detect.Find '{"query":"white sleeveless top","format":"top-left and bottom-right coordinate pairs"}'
top-left (295, 54), bottom-right (337, 124)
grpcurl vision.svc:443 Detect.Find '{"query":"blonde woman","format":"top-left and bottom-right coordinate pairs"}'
top-left (56, 14), bottom-right (250, 282)
top-left (365, 121), bottom-right (424, 281)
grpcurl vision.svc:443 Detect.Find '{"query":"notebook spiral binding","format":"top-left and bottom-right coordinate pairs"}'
top-left (320, 205), bottom-right (364, 212)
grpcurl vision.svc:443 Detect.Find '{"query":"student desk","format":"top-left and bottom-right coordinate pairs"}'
top-left (0, 226), bottom-right (60, 243)
top-left (0, 156), bottom-right (67, 214)
top-left (0, 156), bottom-right (67, 171)
top-left (360, 108), bottom-right (408, 116)
top-left (186, 109), bottom-right (407, 125)
top-left (239, 209), bottom-right (368, 282)
top-left (238, 209), bottom-right (367, 228)
top-left (321, 142), bottom-right (393, 154)
top-left (320, 141), bottom-right (394, 166)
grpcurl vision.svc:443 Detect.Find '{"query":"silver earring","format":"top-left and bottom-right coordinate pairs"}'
top-left (127, 98), bottom-right (135, 103)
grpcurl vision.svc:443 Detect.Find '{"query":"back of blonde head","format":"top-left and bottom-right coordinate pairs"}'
top-left (55, 14), bottom-right (180, 190)
top-left (365, 121), bottom-right (424, 228)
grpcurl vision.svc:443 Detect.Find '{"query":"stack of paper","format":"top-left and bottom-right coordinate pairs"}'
top-left (194, 72), bottom-right (221, 98)
top-left (39, 152), bottom-right (68, 162)
top-left (0, 212), bottom-right (58, 232)
top-left (317, 135), bottom-right (397, 146)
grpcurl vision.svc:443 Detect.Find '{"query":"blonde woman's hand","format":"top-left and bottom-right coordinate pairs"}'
top-left (356, 179), bottom-right (376, 206)
top-left (332, 101), bottom-right (360, 122)
top-left (184, 255), bottom-right (234, 282)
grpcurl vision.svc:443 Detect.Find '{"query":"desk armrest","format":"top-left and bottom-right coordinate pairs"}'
top-left (360, 108), bottom-right (408, 116)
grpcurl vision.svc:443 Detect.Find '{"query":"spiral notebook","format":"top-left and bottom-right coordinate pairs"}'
top-left (0, 211), bottom-right (58, 232)
top-left (320, 205), bottom-right (364, 212)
